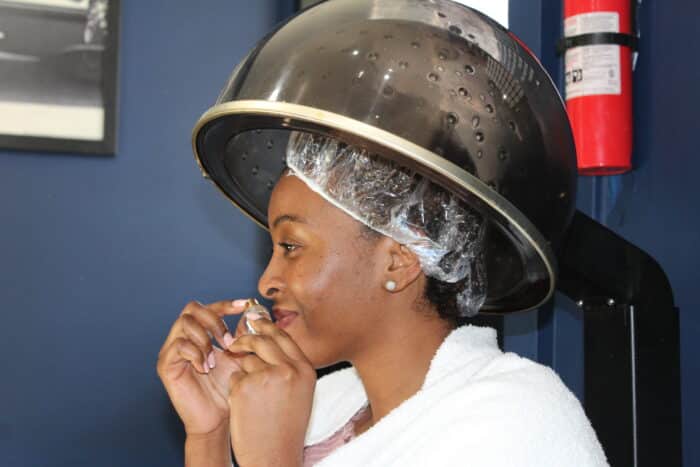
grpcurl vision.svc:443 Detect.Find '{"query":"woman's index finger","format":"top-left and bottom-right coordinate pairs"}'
top-left (204, 299), bottom-right (249, 316)
top-left (246, 317), bottom-right (310, 364)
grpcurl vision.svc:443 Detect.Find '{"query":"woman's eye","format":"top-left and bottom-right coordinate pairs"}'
top-left (278, 242), bottom-right (299, 254)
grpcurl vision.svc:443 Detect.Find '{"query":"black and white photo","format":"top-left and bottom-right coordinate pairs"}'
top-left (0, 0), bottom-right (119, 154)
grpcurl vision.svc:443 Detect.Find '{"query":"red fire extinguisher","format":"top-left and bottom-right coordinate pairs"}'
top-left (560, 0), bottom-right (637, 175)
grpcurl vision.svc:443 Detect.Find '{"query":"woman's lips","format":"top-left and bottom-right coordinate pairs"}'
top-left (273, 309), bottom-right (298, 329)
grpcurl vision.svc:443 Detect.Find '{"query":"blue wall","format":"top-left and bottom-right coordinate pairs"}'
top-left (585, 2), bottom-right (700, 464)
top-left (0, 2), bottom-right (280, 465)
top-left (526, 1), bottom-right (700, 465)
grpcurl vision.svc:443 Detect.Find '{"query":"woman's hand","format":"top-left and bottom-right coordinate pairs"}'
top-left (157, 299), bottom-right (249, 436)
top-left (226, 315), bottom-right (316, 467)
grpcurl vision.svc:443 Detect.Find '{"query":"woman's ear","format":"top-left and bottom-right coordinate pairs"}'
top-left (385, 242), bottom-right (423, 292)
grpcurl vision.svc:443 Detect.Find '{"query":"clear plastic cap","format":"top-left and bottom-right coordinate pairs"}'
top-left (285, 131), bottom-right (487, 317)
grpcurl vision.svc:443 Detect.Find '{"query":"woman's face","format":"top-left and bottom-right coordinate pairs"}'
top-left (257, 174), bottom-right (388, 368)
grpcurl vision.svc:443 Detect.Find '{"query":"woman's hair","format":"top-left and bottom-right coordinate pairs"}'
top-left (359, 225), bottom-right (472, 327)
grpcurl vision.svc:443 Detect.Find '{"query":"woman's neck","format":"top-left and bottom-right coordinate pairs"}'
top-left (350, 313), bottom-right (453, 431)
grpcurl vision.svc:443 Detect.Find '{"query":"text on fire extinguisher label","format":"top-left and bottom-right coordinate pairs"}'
top-left (564, 12), bottom-right (622, 99)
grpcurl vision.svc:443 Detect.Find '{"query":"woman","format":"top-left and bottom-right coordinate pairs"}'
top-left (159, 0), bottom-right (610, 463)
top-left (157, 131), bottom-right (607, 466)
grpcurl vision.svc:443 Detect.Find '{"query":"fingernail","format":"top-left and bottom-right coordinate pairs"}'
top-left (208, 351), bottom-right (216, 369)
top-left (232, 299), bottom-right (248, 308)
top-left (223, 332), bottom-right (234, 347)
top-left (203, 359), bottom-right (210, 373)
top-left (246, 311), bottom-right (263, 321)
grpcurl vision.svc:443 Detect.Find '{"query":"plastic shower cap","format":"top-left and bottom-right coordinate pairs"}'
top-left (285, 131), bottom-right (487, 317)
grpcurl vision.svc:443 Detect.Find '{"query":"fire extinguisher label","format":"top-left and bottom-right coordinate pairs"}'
top-left (564, 12), bottom-right (621, 99)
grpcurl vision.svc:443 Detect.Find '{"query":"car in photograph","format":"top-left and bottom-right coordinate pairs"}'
top-left (0, 0), bottom-right (108, 81)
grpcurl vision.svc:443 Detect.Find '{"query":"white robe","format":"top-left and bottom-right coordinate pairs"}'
top-left (304, 325), bottom-right (609, 466)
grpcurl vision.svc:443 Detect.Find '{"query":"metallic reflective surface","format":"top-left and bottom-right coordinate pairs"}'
top-left (192, 0), bottom-right (577, 313)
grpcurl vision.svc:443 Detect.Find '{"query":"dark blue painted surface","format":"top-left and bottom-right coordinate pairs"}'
top-left (583, 2), bottom-right (700, 464)
top-left (515, 2), bottom-right (697, 463)
top-left (537, 0), bottom-right (698, 465)
top-left (0, 2), bottom-right (278, 466)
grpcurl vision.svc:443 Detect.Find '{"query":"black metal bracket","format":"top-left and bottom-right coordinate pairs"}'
top-left (557, 210), bottom-right (682, 467)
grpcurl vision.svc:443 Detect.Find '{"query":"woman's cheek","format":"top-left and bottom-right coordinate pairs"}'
top-left (303, 251), bottom-right (340, 294)
top-left (299, 255), bottom-right (348, 321)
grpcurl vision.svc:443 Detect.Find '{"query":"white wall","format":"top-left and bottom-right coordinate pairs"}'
top-left (454, 0), bottom-right (509, 27)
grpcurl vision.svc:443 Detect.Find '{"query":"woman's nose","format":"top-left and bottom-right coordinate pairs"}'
top-left (258, 258), bottom-right (283, 299)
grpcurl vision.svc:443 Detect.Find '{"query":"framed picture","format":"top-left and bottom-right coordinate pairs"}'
top-left (0, 0), bottom-right (120, 155)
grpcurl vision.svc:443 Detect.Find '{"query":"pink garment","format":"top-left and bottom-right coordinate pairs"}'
top-left (303, 405), bottom-right (370, 467)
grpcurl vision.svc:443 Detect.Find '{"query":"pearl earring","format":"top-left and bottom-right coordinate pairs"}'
top-left (385, 280), bottom-right (397, 291)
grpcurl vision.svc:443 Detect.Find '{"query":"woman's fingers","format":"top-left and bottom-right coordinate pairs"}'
top-left (165, 300), bottom-right (245, 352)
top-left (205, 299), bottom-right (250, 317)
top-left (226, 318), bottom-right (309, 367)
top-left (247, 317), bottom-right (309, 362)
top-left (227, 333), bottom-right (288, 366)
top-left (161, 299), bottom-right (306, 376)
top-left (159, 337), bottom-right (209, 375)
top-left (178, 338), bottom-right (210, 374)
top-left (162, 301), bottom-right (222, 349)
top-left (190, 302), bottom-right (232, 345)
top-left (234, 309), bottom-right (252, 339)
top-left (234, 353), bottom-right (269, 374)
top-left (181, 314), bottom-right (215, 358)
top-left (197, 299), bottom-right (262, 343)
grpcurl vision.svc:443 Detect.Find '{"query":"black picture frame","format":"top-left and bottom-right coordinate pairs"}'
top-left (0, 0), bottom-right (120, 155)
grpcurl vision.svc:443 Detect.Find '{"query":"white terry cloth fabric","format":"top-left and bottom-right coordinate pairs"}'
top-left (304, 325), bottom-right (608, 466)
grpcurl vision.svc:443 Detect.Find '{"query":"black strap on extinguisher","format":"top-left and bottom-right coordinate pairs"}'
top-left (556, 32), bottom-right (638, 55)
top-left (556, 0), bottom-right (640, 56)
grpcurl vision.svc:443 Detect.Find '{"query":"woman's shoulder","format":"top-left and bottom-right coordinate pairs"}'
top-left (439, 349), bottom-right (591, 434)
top-left (414, 351), bottom-right (609, 466)
top-left (471, 349), bottom-right (573, 395)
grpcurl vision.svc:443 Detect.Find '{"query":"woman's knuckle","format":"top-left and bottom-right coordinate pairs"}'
top-left (180, 316), bottom-right (195, 332)
top-left (182, 316), bottom-right (203, 336)
top-left (181, 300), bottom-right (200, 315)
top-left (175, 337), bottom-right (191, 352)
top-left (234, 334), bottom-right (250, 347)
top-left (181, 313), bottom-right (197, 324)
top-left (256, 334), bottom-right (272, 344)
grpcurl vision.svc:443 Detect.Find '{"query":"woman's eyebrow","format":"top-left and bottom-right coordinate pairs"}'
top-left (271, 214), bottom-right (308, 229)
